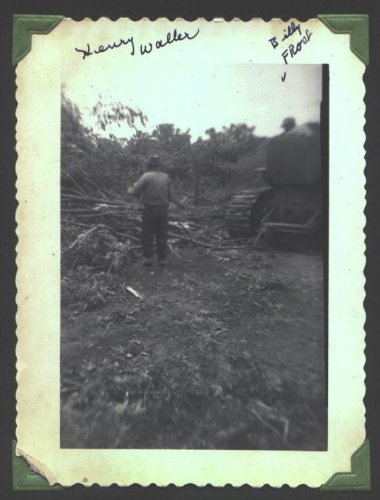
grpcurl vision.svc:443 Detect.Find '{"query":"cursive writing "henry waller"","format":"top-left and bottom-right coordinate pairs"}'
top-left (75, 28), bottom-right (200, 60)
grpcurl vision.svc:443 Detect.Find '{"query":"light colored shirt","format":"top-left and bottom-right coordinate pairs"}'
top-left (130, 171), bottom-right (172, 206)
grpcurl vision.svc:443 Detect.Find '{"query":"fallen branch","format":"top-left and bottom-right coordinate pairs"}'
top-left (174, 191), bottom-right (228, 208)
top-left (168, 243), bottom-right (192, 263)
top-left (62, 192), bottom-right (134, 207)
top-left (68, 225), bottom-right (99, 250)
top-left (214, 245), bottom-right (261, 251)
top-left (250, 406), bottom-right (291, 447)
top-left (96, 224), bottom-right (141, 243)
top-left (167, 231), bottom-right (220, 249)
top-left (126, 286), bottom-right (143, 299)
top-left (62, 219), bottom-right (87, 227)
top-left (61, 209), bottom-right (137, 217)
top-left (175, 221), bottom-right (197, 247)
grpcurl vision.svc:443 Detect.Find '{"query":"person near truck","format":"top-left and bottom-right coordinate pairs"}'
top-left (281, 117), bottom-right (296, 133)
top-left (128, 154), bottom-right (173, 266)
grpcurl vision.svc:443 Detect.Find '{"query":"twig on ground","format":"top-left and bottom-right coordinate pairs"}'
top-left (174, 191), bottom-right (228, 208)
top-left (143, 380), bottom-right (153, 407)
top-left (168, 243), bottom-right (192, 263)
top-left (62, 192), bottom-right (134, 207)
top-left (126, 287), bottom-right (143, 299)
top-left (168, 231), bottom-right (220, 249)
top-left (183, 273), bottom-right (199, 285)
top-left (250, 406), bottom-right (290, 447)
top-left (280, 417), bottom-right (290, 441)
top-left (214, 245), bottom-right (260, 250)
top-left (68, 225), bottom-right (99, 250)
top-left (98, 225), bottom-right (141, 243)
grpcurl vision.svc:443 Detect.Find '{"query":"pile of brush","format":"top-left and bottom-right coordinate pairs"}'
top-left (61, 187), bottom-right (252, 272)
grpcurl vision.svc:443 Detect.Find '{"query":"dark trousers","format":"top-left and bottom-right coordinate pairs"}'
top-left (142, 204), bottom-right (168, 260)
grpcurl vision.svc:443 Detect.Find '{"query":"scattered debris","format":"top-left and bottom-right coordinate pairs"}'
top-left (61, 188), bottom-right (244, 277)
top-left (126, 287), bottom-right (143, 300)
top-left (61, 188), bottom-right (326, 451)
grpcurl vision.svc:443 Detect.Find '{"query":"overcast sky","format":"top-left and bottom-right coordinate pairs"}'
top-left (63, 63), bottom-right (322, 140)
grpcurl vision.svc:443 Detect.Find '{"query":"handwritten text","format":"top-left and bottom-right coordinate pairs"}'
top-left (268, 22), bottom-right (313, 82)
top-left (75, 28), bottom-right (200, 60)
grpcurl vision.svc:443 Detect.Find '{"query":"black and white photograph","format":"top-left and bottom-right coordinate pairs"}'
top-left (60, 60), bottom-right (327, 450)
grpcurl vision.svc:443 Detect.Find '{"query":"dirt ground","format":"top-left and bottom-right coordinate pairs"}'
top-left (61, 247), bottom-right (327, 450)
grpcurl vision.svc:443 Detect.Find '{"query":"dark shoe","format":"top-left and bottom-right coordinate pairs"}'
top-left (143, 257), bottom-right (154, 266)
top-left (158, 259), bottom-right (168, 267)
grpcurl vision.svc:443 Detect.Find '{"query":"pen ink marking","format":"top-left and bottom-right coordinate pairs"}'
top-left (281, 29), bottom-right (312, 64)
top-left (281, 21), bottom-right (302, 42)
top-left (75, 28), bottom-right (200, 60)
top-left (268, 22), bottom-right (313, 82)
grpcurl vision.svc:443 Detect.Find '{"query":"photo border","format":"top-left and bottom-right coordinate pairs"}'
top-left (13, 14), bottom-right (368, 489)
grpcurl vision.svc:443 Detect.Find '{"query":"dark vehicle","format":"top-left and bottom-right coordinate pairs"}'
top-left (225, 122), bottom-right (323, 245)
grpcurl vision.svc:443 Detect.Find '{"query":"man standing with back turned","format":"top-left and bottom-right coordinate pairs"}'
top-left (128, 154), bottom-right (171, 267)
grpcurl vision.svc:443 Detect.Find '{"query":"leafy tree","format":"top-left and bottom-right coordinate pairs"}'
top-left (61, 91), bottom-right (261, 200)
top-left (205, 124), bottom-right (257, 162)
top-left (151, 124), bottom-right (192, 178)
top-left (61, 93), bottom-right (96, 191)
top-left (152, 124), bottom-right (190, 151)
top-left (61, 92), bottom-right (150, 194)
top-left (91, 98), bottom-right (147, 136)
top-left (190, 124), bottom-right (259, 190)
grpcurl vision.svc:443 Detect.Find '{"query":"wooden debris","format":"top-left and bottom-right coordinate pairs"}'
top-left (126, 287), bottom-right (143, 299)
top-left (61, 186), bottom-right (243, 272)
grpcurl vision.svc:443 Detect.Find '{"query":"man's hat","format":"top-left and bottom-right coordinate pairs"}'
top-left (147, 154), bottom-right (161, 167)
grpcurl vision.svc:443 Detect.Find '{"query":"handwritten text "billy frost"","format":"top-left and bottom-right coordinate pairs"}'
top-left (268, 21), bottom-right (312, 66)
top-left (75, 28), bottom-right (200, 60)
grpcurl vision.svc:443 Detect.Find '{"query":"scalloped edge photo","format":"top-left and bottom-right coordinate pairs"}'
top-left (15, 16), bottom-right (366, 487)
